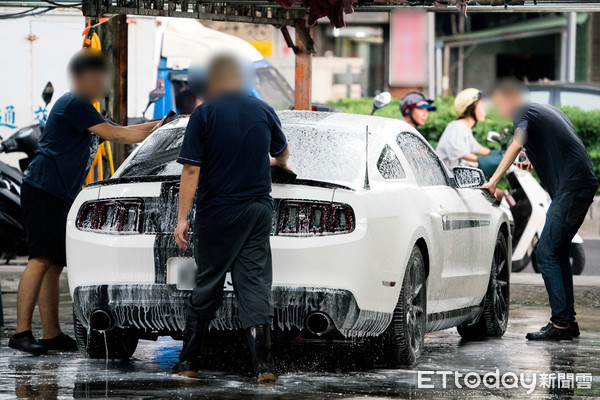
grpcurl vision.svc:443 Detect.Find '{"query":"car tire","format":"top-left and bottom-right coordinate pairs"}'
top-left (457, 232), bottom-right (509, 339)
top-left (73, 310), bottom-right (139, 360)
top-left (531, 242), bottom-right (585, 276)
top-left (381, 245), bottom-right (427, 366)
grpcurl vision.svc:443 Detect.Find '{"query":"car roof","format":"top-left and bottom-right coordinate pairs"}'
top-left (276, 110), bottom-right (421, 140)
top-left (157, 110), bottom-right (425, 148)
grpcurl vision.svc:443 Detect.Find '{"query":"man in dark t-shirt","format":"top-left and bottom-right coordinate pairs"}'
top-left (172, 54), bottom-right (290, 382)
top-left (9, 50), bottom-right (160, 355)
top-left (484, 79), bottom-right (598, 341)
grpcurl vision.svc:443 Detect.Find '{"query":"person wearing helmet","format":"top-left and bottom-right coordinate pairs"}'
top-left (400, 92), bottom-right (437, 129)
top-left (436, 88), bottom-right (491, 169)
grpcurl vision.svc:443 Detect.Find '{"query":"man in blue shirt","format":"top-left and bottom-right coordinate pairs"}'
top-left (484, 79), bottom-right (598, 341)
top-left (9, 50), bottom-right (160, 355)
top-left (173, 54), bottom-right (289, 382)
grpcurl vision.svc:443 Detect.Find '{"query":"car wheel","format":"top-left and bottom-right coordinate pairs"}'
top-left (531, 242), bottom-right (585, 276)
top-left (457, 232), bottom-right (509, 339)
top-left (381, 246), bottom-right (427, 366)
top-left (73, 309), bottom-right (139, 360)
top-left (570, 243), bottom-right (585, 275)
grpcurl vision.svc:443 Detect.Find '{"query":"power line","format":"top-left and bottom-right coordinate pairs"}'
top-left (40, 0), bottom-right (84, 7)
top-left (0, 7), bottom-right (54, 19)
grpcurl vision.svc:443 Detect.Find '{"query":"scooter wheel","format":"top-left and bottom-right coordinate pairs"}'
top-left (531, 243), bottom-right (585, 275)
top-left (570, 243), bottom-right (585, 275)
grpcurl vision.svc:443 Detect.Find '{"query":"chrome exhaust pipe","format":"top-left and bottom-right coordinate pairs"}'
top-left (305, 311), bottom-right (335, 336)
top-left (90, 309), bottom-right (114, 332)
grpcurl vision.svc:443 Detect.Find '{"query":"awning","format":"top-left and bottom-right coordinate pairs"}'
top-left (161, 19), bottom-right (263, 70)
top-left (438, 12), bottom-right (589, 47)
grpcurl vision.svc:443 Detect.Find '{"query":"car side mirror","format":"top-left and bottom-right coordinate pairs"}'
top-left (453, 166), bottom-right (485, 188)
top-left (371, 91), bottom-right (392, 115)
top-left (42, 82), bottom-right (54, 106)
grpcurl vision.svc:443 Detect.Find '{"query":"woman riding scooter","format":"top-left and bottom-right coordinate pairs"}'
top-left (437, 88), bottom-right (503, 199)
top-left (436, 88), bottom-right (491, 168)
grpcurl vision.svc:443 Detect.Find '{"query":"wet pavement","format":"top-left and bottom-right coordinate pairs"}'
top-left (1, 289), bottom-right (599, 399)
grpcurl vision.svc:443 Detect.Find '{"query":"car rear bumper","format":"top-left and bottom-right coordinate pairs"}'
top-left (72, 284), bottom-right (392, 338)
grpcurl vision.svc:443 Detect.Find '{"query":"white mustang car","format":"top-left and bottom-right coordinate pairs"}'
top-left (66, 111), bottom-right (510, 365)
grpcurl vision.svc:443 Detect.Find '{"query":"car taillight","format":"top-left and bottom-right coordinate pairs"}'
top-left (277, 200), bottom-right (354, 236)
top-left (77, 199), bottom-right (144, 233)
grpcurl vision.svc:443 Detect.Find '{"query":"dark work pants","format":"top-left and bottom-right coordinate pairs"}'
top-left (187, 201), bottom-right (273, 329)
top-left (536, 187), bottom-right (596, 327)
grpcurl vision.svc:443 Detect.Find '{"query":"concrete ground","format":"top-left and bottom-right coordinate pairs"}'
top-left (0, 241), bottom-right (599, 399)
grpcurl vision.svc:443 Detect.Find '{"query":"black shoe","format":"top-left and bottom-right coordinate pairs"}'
top-left (172, 360), bottom-right (199, 378)
top-left (246, 325), bottom-right (277, 383)
top-left (38, 332), bottom-right (78, 352)
top-left (541, 322), bottom-right (580, 338)
top-left (527, 325), bottom-right (573, 341)
top-left (172, 317), bottom-right (210, 377)
top-left (8, 331), bottom-right (48, 355)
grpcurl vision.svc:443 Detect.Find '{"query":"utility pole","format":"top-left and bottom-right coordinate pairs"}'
top-left (293, 19), bottom-right (314, 110)
top-left (99, 15), bottom-right (128, 167)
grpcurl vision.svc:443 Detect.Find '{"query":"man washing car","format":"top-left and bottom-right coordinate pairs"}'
top-left (483, 79), bottom-right (598, 341)
top-left (8, 50), bottom-right (160, 355)
top-left (172, 54), bottom-right (290, 382)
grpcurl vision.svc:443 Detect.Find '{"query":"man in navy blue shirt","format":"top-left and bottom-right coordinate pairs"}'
top-left (9, 50), bottom-right (160, 355)
top-left (484, 79), bottom-right (598, 341)
top-left (173, 54), bottom-right (289, 382)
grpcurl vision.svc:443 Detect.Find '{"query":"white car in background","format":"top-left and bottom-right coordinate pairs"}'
top-left (66, 111), bottom-right (511, 365)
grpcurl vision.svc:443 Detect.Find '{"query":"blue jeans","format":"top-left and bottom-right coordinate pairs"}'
top-left (536, 187), bottom-right (596, 327)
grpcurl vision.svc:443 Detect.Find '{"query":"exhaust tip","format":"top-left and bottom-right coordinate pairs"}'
top-left (90, 309), bottom-right (113, 332)
top-left (305, 312), bottom-right (335, 336)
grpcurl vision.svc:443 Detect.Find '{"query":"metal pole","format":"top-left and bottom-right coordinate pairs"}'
top-left (427, 12), bottom-right (435, 100)
top-left (443, 44), bottom-right (450, 95)
top-left (567, 12), bottom-right (577, 83)
top-left (560, 29), bottom-right (568, 81)
top-left (435, 42), bottom-right (443, 97)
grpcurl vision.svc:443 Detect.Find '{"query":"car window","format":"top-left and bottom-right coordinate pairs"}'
top-left (377, 144), bottom-right (405, 180)
top-left (396, 132), bottom-right (448, 186)
top-left (559, 91), bottom-right (600, 111)
top-left (255, 67), bottom-right (294, 110)
top-left (528, 89), bottom-right (551, 104)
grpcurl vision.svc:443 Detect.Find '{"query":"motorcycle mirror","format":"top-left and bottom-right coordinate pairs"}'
top-left (42, 82), bottom-right (54, 106)
top-left (487, 131), bottom-right (501, 143)
top-left (148, 87), bottom-right (166, 104)
top-left (373, 92), bottom-right (392, 111)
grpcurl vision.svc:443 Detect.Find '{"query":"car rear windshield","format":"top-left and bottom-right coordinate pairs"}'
top-left (116, 127), bottom-right (186, 178)
top-left (116, 122), bottom-right (365, 185)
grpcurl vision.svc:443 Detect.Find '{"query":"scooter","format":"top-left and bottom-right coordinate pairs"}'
top-left (483, 129), bottom-right (585, 275)
top-left (0, 82), bottom-right (53, 262)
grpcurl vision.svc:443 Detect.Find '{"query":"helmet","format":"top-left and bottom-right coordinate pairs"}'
top-left (454, 88), bottom-right (482, 116)
top-left (400, 92), bottom-right (436, 116)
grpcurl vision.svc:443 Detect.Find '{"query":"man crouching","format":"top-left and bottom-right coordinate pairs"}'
top-left (172, 54), bottom-right (290, 382)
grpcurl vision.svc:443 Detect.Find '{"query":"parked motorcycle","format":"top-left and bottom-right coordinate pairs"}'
top-left (0, 83), bottom-right (52, 261)
top-left (482, 129), bottom-right (585, 275)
